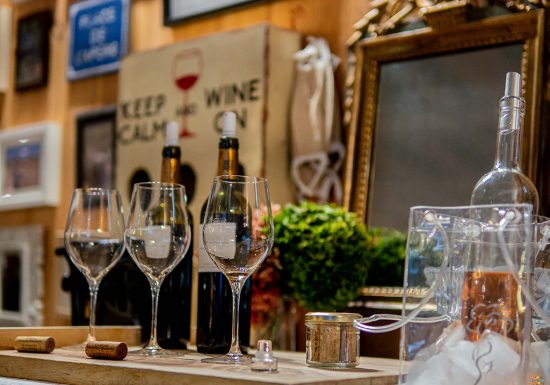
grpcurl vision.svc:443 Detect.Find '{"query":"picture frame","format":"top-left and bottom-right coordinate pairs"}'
top-left (163, 0), bottom-right (261, 25)
top-left (0, 225), bottom-right (43, 326)
top-left (343, 11), bottom-right (544, 231)
top-left (76, 106), bottom-right (116, 189)
top-left (15, 10), bottom-right (52, 91)
top-left (0, 122), bottom-right (61, 210)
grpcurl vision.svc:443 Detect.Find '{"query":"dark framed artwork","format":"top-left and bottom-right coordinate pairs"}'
top-left (15, 11), bottom-right (52, 91)
top-left (76, 106), bottom-right (117, 189)
top-left (163, 0), bottom-right (261, 25)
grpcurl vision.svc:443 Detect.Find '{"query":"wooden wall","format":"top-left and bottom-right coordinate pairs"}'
top-left (0, 0), bottom-right (369, 325)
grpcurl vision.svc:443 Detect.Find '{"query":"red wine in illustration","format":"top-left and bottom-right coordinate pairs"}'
top-left (175, 75), bottom-right (199, 91)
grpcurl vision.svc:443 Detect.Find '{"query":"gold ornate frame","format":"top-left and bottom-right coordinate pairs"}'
top-left (343, 10), bottom-right (544, 223)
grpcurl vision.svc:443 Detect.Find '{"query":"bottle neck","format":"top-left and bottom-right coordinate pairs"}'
top-left (217, 137), bottom-right (239, 175)
top-left (494, 96), bottom-right (525, 170)
top-left (161, 146), bottom-right (182, 184)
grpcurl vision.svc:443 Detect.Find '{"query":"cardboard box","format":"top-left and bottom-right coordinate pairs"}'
top-left (117, 23), bottom-right (300, 220)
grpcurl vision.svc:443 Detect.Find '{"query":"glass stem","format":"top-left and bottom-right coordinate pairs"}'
top-left (88, 284), bottom-right (99, 342)
top-left (148, 280), bottom-right (161, 349)
top-left (228, 280), bottom-right (243, 357)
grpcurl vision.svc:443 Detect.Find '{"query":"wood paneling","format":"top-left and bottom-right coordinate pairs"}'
top-left (0, 0), bottom-right (368, 325)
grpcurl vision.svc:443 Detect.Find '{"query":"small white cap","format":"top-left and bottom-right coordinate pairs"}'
top-left (222, 112), bottom-right (237, 138)
top-left (251, 339), bottom-right (278, 372)
top-left (166, 121), bottom-right (180, 146)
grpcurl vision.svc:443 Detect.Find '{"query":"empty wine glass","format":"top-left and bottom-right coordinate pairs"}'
top-left (125, 182), bottom-right (191, 356)
top-left (64, 188), bottom-right (126, 349)
top-left (201, 175), bottom-right (274, 364)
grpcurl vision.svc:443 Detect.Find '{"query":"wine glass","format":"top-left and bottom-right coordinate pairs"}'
top-left (201, 175), bottom-right (274, 364)
top-left (64, 188), bottom-right (126, 349)
top-left (125, 182), bottom-right (191, 356)
top-left (172, 48), bottom-right (203, 138)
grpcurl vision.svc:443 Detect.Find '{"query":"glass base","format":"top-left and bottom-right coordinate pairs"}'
top-left (59, 334), bottom-right (95, 351)
top-left (59, 342), bottom-right (87, 352)
top-left (128, 346), bottom-right (182, 357)
top-left (201, 353), bottom-right (253, 365)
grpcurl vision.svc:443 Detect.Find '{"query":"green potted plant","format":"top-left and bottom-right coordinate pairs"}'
top-left (273, 201), bottom-right (371, 311)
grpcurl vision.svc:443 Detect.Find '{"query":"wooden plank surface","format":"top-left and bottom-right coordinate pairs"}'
top-left (0, 377), bottom-right (62, 385)
top-left (0, 326), bottom-right (141, 350)
top-left (0, 349), bottom-right (400, 385)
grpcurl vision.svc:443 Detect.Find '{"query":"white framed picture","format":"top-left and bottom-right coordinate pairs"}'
top-left (0, 225), bottom-right (43, 326)
top-left (0, 122), bottom-right (61, 210)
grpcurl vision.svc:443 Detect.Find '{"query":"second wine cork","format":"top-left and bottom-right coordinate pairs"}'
top-left (85, 341), bottom-right (128, 360)
top-left (14, 336), bottom-right (55, 353)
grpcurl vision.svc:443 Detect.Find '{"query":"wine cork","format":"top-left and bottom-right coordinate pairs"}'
top-left (14, 336), bottom-right (55, 353)
top-left (85, 341), bottom-right (127, 360)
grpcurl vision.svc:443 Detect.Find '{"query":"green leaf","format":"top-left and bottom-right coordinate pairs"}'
top-left (274, 201), bottom-right (372, 311)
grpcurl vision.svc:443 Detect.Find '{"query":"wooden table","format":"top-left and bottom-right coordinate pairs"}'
top-left (0, 349), bottom-right (401, 385)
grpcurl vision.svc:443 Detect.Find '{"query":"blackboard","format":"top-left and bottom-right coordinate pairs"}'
top-left (370, 45), bottom-right (522, 230)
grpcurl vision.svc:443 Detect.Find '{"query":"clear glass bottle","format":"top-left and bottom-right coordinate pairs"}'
top-left (466, 73), bottom-right (537, 347)
top-left (470, 72), bottom-right (539, 214)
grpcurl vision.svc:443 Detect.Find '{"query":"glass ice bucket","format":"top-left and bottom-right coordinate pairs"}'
top-left (354, 204), bottom-right (550, 385)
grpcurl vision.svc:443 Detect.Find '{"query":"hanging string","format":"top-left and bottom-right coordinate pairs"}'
top-left (354, 210), bottom-right (451, 333)
top-left (497, 210), bottom-right (550, 337)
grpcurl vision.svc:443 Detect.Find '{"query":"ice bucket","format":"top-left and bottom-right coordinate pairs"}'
top-left (355, 204), bottom-right (550, 384)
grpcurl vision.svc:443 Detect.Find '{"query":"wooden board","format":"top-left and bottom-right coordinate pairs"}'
top-left (0, 326), bottom-right (141, 350)
top-left (0, 349), bottom-right (400, 385)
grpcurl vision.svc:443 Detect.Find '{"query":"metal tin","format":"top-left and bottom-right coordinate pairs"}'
top-left (305, 312), bottom-right (361, 368)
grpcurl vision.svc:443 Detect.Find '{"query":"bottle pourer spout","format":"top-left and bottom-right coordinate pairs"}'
top-left (166, 121), bottom-right (180, 146)
top-left (504, 72), bottom-right (521, 98)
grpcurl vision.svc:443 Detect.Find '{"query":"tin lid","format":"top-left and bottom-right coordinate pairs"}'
top-left (305, 312), bottom-right (362, 323)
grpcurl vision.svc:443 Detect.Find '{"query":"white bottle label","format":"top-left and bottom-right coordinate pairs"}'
top-left (198, 223), bottom-right (220, 273)
top-left (143, 226), bottom-right (171, 259)
top-left (199, 222), bottom-right (236, 273)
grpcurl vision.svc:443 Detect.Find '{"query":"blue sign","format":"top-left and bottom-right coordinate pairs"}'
top-left (68, 0), bottom-right (129, 80)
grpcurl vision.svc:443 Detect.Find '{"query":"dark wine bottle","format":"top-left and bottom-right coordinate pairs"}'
top-left (156, 121), bottom-right (194, 349)
top-left (196, 112), bottom-right (251, 353)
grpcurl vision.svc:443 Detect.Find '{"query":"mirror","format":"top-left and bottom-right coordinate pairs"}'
top-left (344, 10), bottom-right (544, 231)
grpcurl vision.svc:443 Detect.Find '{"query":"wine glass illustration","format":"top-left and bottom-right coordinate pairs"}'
top-left (201, 175), bottom-right (274, 364)
top-left (172, 49), bottom-right (203, 138)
